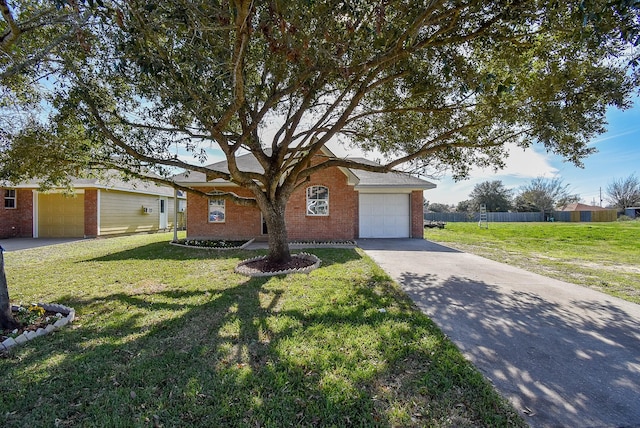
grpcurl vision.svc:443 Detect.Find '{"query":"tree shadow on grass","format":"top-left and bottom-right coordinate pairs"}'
top-left (0, 264), bottom-right (521, 428)
top-left (397, 270), bottom-right (640, 428)
top-left (83, 241), bottom-right (362, 268)
top-left (85, 241), bottom-right (253, 262)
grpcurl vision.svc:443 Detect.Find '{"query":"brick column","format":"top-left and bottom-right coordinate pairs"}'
top-left (410, 190), bottom-right (424, 239)
top-left (84, 189), bottom-right (98, 238)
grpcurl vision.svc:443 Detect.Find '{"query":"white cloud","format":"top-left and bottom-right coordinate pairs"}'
top-left (467, 144), bottom-right (558, 179)
top-left (425, 144), bottom-right (559, 205)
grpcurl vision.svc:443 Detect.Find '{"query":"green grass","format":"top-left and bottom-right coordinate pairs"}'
top-left (424, 221), bottom-right (640, 303)
top-left (0, 233), bottom-right (523, 427)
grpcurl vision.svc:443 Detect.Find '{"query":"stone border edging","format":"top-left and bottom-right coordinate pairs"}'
top-left (235, 252), bottom-right (321, 277)
top-left (1, 303), bottom-right (75, 352)
top-left (169, 238), bottom-right (254, 250)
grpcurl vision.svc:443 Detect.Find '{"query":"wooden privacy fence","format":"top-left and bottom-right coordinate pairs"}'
top-left (424, 210), bottom-right (618, 223)
top-left (551, 210), bottom-right (618, 222)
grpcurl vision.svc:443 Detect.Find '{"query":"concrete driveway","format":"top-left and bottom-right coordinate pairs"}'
top-left (358, 238), bottom-right (640, 428)
top-left (0, 238), bottom-right (87, 252)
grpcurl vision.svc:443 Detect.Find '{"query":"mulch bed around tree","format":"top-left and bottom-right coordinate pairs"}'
top-left (1, 310), bottom-right (60, 341)
top-left (235, 253), bottom-right (321, 277)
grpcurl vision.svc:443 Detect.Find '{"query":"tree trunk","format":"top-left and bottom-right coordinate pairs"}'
top-left (0, 246), bottom-right (18, 330)
top-left (261, 201), bottom-right (292, 265)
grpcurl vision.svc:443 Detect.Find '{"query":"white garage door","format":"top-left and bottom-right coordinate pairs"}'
top-left (359, 193), bottom-right (410, 238)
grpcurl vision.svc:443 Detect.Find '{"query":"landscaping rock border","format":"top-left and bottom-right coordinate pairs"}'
top-left (289, 240), bottom-right (356, 248)
top-left (235, 252), bottom-right (321, 277)
top-left (1, 303), bottom-right (75, 352)
top-left (170, 238), bottom-right (254, 250)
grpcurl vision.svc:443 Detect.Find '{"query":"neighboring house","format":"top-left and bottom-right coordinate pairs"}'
top-left (559, 202), bottom-right (617, 222)
top-left (560, 203), bottom-right (611, 212)
top-left (1, 173), bottom-right (186, 239)
top-left (625, 207), bottom-right (640, 219)
top-left (173, 147), bottom-right (436, 241)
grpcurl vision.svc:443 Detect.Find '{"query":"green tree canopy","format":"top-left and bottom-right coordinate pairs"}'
top-left (468, 180), bottom-right (513, 212)
top-left (1, 0), bottom-right (102, 329)
top-left (426, 203), bottom-right (452, 213)
top-left (456, 199), bottom-right (473, 213)
top-left (2, 0), bottom-right (640, 264)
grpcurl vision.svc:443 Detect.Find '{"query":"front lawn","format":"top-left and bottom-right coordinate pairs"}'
top-left (0, 233), bottom-right (523, 427)
top-left (424, 221), bottom-right (640, 303)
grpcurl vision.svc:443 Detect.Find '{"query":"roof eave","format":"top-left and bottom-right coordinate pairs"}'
top-left (175, 181), bottom-right (239, 188)
top-left (355, 184), bottom-right (436, 191)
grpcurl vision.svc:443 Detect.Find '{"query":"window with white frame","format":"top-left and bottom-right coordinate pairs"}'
top-left (208, 198), bottom-right (225, 222)
top-left (4, 189), bottom-right (16, 209)
top-left (306, 185), bottom-right (329, 216)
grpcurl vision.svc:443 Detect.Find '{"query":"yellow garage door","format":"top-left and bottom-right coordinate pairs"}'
top-left (38, 193), bottom-right (85, 238)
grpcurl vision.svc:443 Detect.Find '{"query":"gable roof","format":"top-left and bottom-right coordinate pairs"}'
top-left (561, 203), bottom-right (612, 212)
top-left (173, 150), bottom-right (436, 190)
top-left (8, 171), bottom-right (176, 197)
top-left (347, 158), bottom-right (435, 189)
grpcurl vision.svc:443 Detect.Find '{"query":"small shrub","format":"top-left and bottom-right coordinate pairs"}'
top-left (14, 305), bottom-right (46, 325)
top-left (174, 238), bottom-right (248, 248)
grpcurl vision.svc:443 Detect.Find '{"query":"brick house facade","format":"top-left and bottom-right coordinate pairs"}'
top-left (1, 175), bottom-right (183, 239)
top-left (186, 166), bottom-right (361, 241)
top-left (1, 189), bottom-right (33, 238)
top-left (176, 148), bottom-right (435, 241)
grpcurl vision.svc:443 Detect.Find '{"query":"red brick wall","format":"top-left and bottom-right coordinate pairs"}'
top-left (186, 187), bottom-right (262, 239)
top-left (185, 168), bottom-right (423, 241)
top-left (411, 190), bottom-right (424, 238)
top-left (0, 188), bottom-right (33, 238)
top-left (285, 167), bottom-right (357, 240)
top-left (186, 166), bottom-right (358, 241)
top-left (84, 189), bottom-right (98, 237)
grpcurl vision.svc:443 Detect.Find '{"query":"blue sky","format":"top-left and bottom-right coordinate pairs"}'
top-left (420, 98), bottom-right (640, 207)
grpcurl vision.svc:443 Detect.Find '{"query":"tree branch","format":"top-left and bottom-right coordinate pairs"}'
top-left (82, 93), bottom-right (232, 181)
top-left (0, 0), bottom-right (21, 48)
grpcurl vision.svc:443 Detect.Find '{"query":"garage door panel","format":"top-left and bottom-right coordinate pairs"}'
top-left (38, 193), bottom-right (84, 238)
top-left (359, 194), bottom-right (410, 238)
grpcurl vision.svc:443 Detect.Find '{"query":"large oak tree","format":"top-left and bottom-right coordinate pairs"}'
top-left (2, 0), bottom-right (640, 270)
top-left (468, 180), bottom-right (513, 212)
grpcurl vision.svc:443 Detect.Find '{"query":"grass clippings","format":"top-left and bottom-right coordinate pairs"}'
top-left (0, 232), bottom-right (522, 427)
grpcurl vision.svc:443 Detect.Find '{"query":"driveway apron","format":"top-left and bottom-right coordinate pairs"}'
top-left (0, 238), bottom-right (86, 251)
top-left (358, 238), bottom-right (640, 428)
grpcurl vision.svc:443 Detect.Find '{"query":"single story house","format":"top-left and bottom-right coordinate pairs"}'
top-left (559, 202), bottom-right (617, 222)
top-left (1, 173), bottom-right (185, 239)
top-left (173, 147), bottom-right (436, 241)
top-left (560, 203), bottom-right (611, 212)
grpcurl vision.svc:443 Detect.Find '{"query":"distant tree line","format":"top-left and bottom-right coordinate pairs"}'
top-left (425, 174), bottom-right (640, 215)
top-left (606, 174), bottom-right (640, 210)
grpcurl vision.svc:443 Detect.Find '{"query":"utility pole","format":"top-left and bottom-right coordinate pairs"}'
top-left (599, 187), bottom-right (603, 207)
